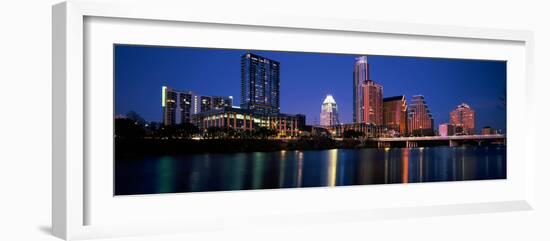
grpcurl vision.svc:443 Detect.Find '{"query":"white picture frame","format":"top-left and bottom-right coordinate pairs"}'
top-left (52, 0), bottom-right (535, 240)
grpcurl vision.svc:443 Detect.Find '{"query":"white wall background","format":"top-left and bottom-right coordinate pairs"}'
top-left (0, 0), bottom-right (548, 240)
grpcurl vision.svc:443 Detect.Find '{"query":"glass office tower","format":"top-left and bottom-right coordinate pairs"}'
top-left (241, 53), bottom-right (280, 114)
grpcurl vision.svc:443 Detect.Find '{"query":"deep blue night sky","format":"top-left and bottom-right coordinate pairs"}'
top-left (115, 45), bottom-right (506, 132)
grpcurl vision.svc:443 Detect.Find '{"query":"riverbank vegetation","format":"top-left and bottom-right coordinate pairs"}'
top-left (115, 138), bottom-right (365, 158)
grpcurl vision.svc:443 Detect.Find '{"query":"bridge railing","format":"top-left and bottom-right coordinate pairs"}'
top-left (371, 134), bottom-right (506, 142)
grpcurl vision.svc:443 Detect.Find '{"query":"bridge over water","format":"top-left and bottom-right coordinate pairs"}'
top-left (370, 134), bottom-right (506, 148)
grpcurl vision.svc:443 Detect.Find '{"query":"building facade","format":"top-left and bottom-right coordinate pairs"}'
top-left (326, 123), bottom-right (387, 138)
top-left (353, 56), bottom-right (383, 125)
top-left (320, 94), bottom-right (340, 126)
top-left (383, 95), bottom-right (407, 136)
top-left (192, 107), bottom-right (300, 137)
top-left (360, 80), bottom-right (383, 125)
top-left (438, 123), bottom-right (456, 137)
top-left (295, 114), bottom-right (307, 131)
top-left (353, 56), bottom-right (369, 123)
top-left (450, 103), bottom-right (476, 135)
top-left (162, 86), bottom-right (233, 125)
top-left (482, 126), bottom-right (496, 135)
top-left (241, 53), bottom-right (280, 114)
top-left (407, 95), bottom-right (434, 136)
top-left (162, 86), bottom-right (179, 125)
top-left (352, 56), bottom-right (383, 125)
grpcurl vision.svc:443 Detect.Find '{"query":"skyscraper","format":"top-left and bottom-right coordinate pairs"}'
top-left (450, 103), bottom-right (476, 135)
top-left (241, 53), bottom-right (280, 114)
top-left (353, 56), bottom-right (369, 123)
top-left (162, 86), bottom-right (178, 126)
top-left (407, 95), bottom-right (434, 136)
top-left (320, 94), bottom-right (340, 126)
top-left (353, 56), bottom-right (383, 125)
top-left (162, 86), bottom-right (232, 125)
top-left (179, 91), bottom-right (193, 123)
top-left (383, 95), bottom-right (407, 136)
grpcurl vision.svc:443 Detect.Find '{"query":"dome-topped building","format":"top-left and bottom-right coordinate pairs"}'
top-left (320, 94), bottom-right (340, 126)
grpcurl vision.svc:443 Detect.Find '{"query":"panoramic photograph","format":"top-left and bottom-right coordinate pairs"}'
top-left (114, 44), bottom-right (507, 195)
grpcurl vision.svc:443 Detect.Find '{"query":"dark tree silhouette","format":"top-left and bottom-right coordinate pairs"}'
top-left (343, 129), bottom-right (364, 139)
top-left (115, 118), bottom-right (145, 139)
top-left (254, 127), bottom-right (278, 139)
top-left (126, 111), bottom-right (146, 126)
top-left (159, 122), bottom-right (199, 139)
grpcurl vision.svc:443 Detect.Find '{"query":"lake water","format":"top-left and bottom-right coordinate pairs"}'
top-left (115, 146), bottom-right (506, 195)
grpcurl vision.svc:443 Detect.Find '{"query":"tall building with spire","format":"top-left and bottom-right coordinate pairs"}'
top-left (450, 103), bottom-right (476, 135)
top-left (353, 56), bottom-right (369, 123)
top-left (320, 94), bottom-right (340, 126)
top-left (407, 95), bottom-right (434, 136)
top-left (353, 56), bottom-right (383, 125)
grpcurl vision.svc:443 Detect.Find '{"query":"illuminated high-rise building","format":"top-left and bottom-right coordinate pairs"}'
top-left (353, 56), bottom-right (383, 125)
top-left (383, 95), bottom-right (407, 135)
top-left (179, 91), bottom-right (193, 124)
top-left (360, 80), bottom-right (383, 125)
top-left (162, 86), bottom-right (178, 126)
top-left (353, 56), bottom-right (369, 123)
top-left (320, 94), bottom-right (340, 126)
top-left (161, 86), bottom-right (232, 125)
top-left (241, 53), bottom-right (280, 114)
top-left (407, 95), bottom-right (434, 136)
top-left (450, 103), bottom-right (476, 135)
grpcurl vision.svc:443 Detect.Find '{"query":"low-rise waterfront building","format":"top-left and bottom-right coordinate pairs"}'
top-left (295, 114), bottom-right (307, 131)
top-left (325, 123), bottom-right (388, 138)
top-left (191, 107), bottom-right (301, 137)
top-left (482, 126), bottom-right (496, 135)
top-left (439, 123), bottom-right (456, 137)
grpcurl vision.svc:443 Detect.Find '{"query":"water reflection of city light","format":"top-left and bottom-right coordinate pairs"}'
top-left (402, 148), bottom-right (409, 183)
top-left (279, 150), bottom-right (287, 187)
top-left (252, 152), bottom-right (265, 189)
top-left (327, 149), bottom-right (338, 186)
top-left (419, 148), bottom-right (424, 181)
top-left (384, 149), bottom-right (389, 184)
top-left (229, 153), bottom-right (246, 190)
top-left (157, 156), bottom-right (174, 193)
top-left (296, 151), bottom-right (303, 187)
top-left (116, 145), bottom-right (506, 194)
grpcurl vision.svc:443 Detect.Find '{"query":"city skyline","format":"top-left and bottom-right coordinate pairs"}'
top-left (115, 45), bottom-right (506, 132)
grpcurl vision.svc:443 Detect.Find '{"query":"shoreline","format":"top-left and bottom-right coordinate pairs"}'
top-left (115, 138), bottom-right (505, 158)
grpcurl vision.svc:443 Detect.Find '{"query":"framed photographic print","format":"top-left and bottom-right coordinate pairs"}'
top-left (53, 0), bottom-right (535, 240)
top-left (114, 46), bottom-right (508, 195)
